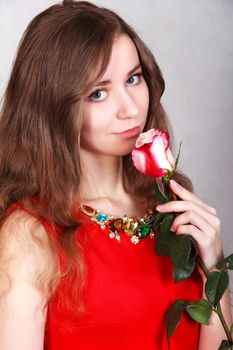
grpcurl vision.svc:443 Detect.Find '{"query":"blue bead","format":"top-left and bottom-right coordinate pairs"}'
top-left (97, 213), bottom-right (108, 222)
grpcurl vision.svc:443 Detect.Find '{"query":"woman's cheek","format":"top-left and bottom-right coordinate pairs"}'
top-left (133, 82), bottom-right (149, 126)
top-left (141, 81), bottom-right (150, 111)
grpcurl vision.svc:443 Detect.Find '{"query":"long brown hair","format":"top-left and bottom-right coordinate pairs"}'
top-left (0, 0), bottom-right (193, 313)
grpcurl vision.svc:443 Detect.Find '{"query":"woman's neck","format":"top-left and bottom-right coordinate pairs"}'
top-left (79, 148), bottom-right (125, 200)
top-left (79, 149), bottom-right (146, 217)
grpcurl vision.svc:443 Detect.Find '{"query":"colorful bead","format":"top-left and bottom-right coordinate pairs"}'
top-left (115, 233), bottom-right (121, 242)
top-left (81, 205), bottom-right (97, 216)
top-left (122, 215), bottom-right (128, 224)
top-left (123, 217), bottom-right (136, 236)
top-left (97, 213), bottom-right (108, 222)
top-left (109, 232), bottom-right (115, 239)
top-left (129, 220), bottom-right (139, 234)
top-left (150, 231), bottom-right (155, 238)
top-left (80, 204), bottom-right (157, 245)
top-left (137, 224), bottom-right (150, 238)
top-left (131, 235), bottom-right (140, 244)
top-left (113, 219), bottom-right (123, 231)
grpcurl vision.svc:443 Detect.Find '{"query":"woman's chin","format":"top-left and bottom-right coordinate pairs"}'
top-left (115, 144), bottom-right (137, 157)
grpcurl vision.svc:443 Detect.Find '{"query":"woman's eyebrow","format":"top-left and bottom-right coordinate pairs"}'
top-left (93, 62), bottom-right (142, 87)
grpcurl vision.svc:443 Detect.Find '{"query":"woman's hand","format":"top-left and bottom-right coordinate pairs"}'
top-left (156, 179), bottom-right (224, 274)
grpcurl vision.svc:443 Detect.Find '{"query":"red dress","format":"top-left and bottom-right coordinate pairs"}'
top-left (4, 203), bottom-right (203, 350)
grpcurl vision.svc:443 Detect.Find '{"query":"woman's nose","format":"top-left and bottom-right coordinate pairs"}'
top-left (115, 90), bottom-right (139, 120)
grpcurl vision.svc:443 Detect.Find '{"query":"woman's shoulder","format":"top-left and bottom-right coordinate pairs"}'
top-left (1, 199), bottom-right (62, 245)
top-left (0, 207), bottom-right (60, 287)
top-left (0, 208), bottom-right (56, 349)
top-left (1, 207), bottom-right (51, 249)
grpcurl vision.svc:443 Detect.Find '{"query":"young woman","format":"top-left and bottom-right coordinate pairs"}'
top-left (0, 1), bottom-right (231, 349)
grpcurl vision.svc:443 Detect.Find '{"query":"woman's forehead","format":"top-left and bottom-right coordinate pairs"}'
top-left (89, 36), bottom-right (139, 83)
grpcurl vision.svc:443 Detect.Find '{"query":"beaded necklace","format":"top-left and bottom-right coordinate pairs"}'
top-left (80, 204), bottom-right (157, 244)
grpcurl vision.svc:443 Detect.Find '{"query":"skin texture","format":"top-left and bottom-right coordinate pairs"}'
top-left (156, 179), bottom-right (233, 348)
top-left (79, 33), bottom-right (149, 216)
top-left (80, 33), bottom-right (149, 157)
top-left (0, 210), bottom-right (51, 350)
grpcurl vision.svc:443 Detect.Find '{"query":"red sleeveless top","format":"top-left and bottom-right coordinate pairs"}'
top-left (4, 202), bottom-right (203, 350)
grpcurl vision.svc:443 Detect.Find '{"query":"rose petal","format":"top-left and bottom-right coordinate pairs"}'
top-left (135, 129), bottom-right (156, 148)
top-left (131, 149), bottom-right (146, 173)
top-left (166, 148), bottom-right (175, 169)
top-left (162, 131), bottom-right (169, 150)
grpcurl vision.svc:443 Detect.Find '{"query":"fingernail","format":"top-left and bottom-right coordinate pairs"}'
top-left (156, 205), bottom-right (162, 211)
top-left (170, 179), bottom-right (177, 186)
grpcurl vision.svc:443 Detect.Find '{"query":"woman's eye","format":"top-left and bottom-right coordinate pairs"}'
top-left (126, 73), bottom-right (142, 85)
top-left (88, 73), bottom-right (143, 102)
top-left (88, 90), bottom-right (107, 102)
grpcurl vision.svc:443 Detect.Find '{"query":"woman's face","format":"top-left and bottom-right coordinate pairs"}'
top-left (80, 33), bottom-right (150, 156)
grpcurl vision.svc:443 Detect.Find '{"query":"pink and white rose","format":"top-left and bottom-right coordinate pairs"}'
top-left (131, 128), bottom-right (175, 178)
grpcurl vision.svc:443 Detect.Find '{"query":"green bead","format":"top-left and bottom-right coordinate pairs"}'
top-left (137, 224), bottom-right (150, 238)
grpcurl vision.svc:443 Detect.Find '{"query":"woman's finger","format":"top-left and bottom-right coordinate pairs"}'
top-left (174, 224), bottom-right (213, 253)
top-left (170, 209), bottom-right (220, 240)
top-left (174, 223), bottom-right (224, 271)
top-left (169, 179), bottom-right (217, 215)
top-left (156, 200), bottom-right (219, 229)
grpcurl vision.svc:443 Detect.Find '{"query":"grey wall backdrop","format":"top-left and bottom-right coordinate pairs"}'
top-left (0, 0), bottom-right (232, 307)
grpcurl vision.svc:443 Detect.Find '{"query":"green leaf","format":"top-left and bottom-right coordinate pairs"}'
top-left (230, 322), bottom-right (233, 334)
top-left (216, 254), bottom-right (233, 270)
top-left (154, 178), bottom-right (170, 203)
top-left (155, 214), bottom-right (176, 256)
top-left (205, 271), bottom-right (229, 307)
top-left (165, 300), bottom-right (186, 340)
top-left (174, 140), bottom-right (182, 171)
top-left (226, 254), bottom-right (233, 269)
top-left (186, 299), bottom-right (212, 325)
top-left (170, 236), bottom-right (192, 266)
top-left (152, 213), bottom-right (166, 232)
top-left (163, 182), bottom-right (173, 201)
top-left (173, 263), bottom-right (195, 283)
top-left (170, 236), bottom-right (197, 283)
top-left (160, 213), bottom-right (174, 233)
top-left (218, 340), bottom-right (233, 350)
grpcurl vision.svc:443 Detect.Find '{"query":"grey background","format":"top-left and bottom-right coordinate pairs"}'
top-left (0, 1), bottom-right (232, 307)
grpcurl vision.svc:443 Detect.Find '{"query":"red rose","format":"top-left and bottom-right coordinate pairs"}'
top-left (131, 128), bottom-right (175, 178)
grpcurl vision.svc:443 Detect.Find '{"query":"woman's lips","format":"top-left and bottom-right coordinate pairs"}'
top-left (115, 126), bottom-right (141, 138)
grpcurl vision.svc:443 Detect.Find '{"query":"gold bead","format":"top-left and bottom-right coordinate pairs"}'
top-left (123, 218), bottom-right (139, 236)
top-left (113, 219), bottom-right (123, 231)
